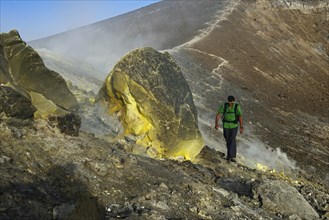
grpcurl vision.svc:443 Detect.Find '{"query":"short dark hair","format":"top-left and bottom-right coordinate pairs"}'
top-left (227, 95), bottom-right (235, 102)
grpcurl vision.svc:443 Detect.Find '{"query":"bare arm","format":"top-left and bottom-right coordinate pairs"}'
top-left (215, 113), bottom-right (221, 130)
top-left (239, 116), bottom-right (244, 134)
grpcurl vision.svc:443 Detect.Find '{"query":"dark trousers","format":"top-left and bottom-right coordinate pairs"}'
top-left (223, 127), bottom-right (238, 159)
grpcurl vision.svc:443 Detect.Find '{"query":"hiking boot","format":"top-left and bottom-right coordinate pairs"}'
top-left (230, 158), bottom-right (237, 163)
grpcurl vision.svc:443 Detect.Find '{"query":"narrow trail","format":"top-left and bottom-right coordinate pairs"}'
top-left (180, 0), bottom-right (240, 48)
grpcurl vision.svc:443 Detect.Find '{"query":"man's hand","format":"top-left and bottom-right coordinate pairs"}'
top-left (215, 124), bottom-right (220, 130)
top-left (240, 127), bottom-right (244, 134)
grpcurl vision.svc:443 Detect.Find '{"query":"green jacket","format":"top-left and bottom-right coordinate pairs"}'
top-left (218, 103), bottom-right (243, 129)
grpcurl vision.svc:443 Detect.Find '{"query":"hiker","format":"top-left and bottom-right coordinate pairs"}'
top-left (215, 95), bottom-right (243, 162)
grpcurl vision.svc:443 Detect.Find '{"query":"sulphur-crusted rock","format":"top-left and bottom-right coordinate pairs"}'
top-left (0, 30), bottom-right (78, 117)
top-left (98, 47), bottom-right (204, 160)
top-left (0, 85), bottom-right (36, 119)
top-left (48, 113), bottom-right (81, 136)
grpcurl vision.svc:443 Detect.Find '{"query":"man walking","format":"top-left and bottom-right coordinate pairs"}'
top-left (215, 95), bottom-right (243, 162)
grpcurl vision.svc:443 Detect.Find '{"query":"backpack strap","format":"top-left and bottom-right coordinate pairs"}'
top-left (221, 102), bottom-right (228, 120)
top-left (234, 103), bottom-right (239, 119)
top-left (222, 103), bottom-right (239, 124)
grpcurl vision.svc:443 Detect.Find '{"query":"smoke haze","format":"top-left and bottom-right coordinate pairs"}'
top-left (29, 0), bottom-right (232, 75)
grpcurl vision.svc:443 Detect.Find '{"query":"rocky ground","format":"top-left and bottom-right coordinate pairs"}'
top-left (1, 0), bottom-right (329, 219)
top-left (0, 114), bottom-right (328, 219)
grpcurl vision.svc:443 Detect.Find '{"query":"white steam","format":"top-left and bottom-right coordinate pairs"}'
top-left (199, 118), bottom-right (298, 173)
top-left (237, 137), bottom-right (297, 171)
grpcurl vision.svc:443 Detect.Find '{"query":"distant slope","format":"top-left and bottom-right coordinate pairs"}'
top-left (29, 0), bottom-right (232, 72)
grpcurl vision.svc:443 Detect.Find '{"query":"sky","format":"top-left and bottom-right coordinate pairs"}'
top-left (0, 0), bottom-right (160, 41)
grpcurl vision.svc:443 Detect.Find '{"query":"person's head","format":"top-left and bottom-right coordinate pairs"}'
top-left (227, 95), bottom-right (235, 103)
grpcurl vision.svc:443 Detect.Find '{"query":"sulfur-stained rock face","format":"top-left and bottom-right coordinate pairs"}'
top-left (98, 47), bottom-right (203, 160)
top-left (0, 30), bottom-right (78, 117)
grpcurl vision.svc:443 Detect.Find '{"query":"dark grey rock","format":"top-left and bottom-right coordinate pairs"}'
top-left (5, 117), bottom-right (33, 127)
top-left (0, 155), bottom-right (12, 164)
top-left (106, 203), bottom-right (133, 219)
top-left (216, 177), bottom-right (253, 197)
top-left (53, 203), bottom-right (75, 220)
top-left (84, 160), bottom-right (109, 177)
top-left (10, 127), bottom-right (23, 138)
top-left (48, 113), bottom-right (81, 136)
top-left (299, 184), bottom-right (329, 217)
top-left (105, 202), bottom-right (154, 219)
top-left (254, 180), bottom-right (319, 218)
top-left (0, 85), bottom-right (36, 119)
top-left (53, 197), bottom-right (105, 220)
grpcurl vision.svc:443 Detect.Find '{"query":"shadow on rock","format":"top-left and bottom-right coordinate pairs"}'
top-left (0, 163), bottom-right (105, 219)
top-left (216, 177), bottom-right (253, 198)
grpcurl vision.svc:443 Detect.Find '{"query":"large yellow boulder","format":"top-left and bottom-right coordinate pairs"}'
top-left (98, 47), bottom-right (204, 160)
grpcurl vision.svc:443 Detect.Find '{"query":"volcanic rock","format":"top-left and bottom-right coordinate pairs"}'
top-left (48, 113), bottom-right (81, 136)
top-left (53, 196), bottom-right (105, 220)
top-left (0, 85), bottom-right (36, 119)
top-left (1, 116), bottom-right (329, 219)
top-left (216, 177), bottom-right (253, 197)
top-left (254, 179), bottom-right (319, 219)
top-left (98, 47), bottom-right (203, 159)
top-left (0, 30), bottom-right (78, 117)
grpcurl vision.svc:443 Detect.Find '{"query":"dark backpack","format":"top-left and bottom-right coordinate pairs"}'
top-left (222, 103), bottom-right (239, 124)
